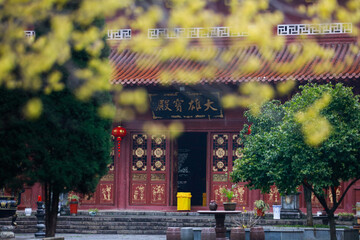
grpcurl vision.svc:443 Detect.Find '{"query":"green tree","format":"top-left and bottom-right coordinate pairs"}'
top-left (0, 1), bottom-right (118, 236)
top-left (0, 88), bottom-right (35, 190)
top-left (232, 83), bottom-right (360, 240)
top-left (0, 88), bottom-right (112, 237)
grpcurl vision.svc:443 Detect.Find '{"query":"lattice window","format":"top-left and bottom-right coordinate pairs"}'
top-left (132, 134), bottom-right (147, 171)
top-left (232, 134), bottom-right (243, 168)
top-left (151, 135), bottom-right (166, 171)
top-left (212, 134), bottom-right (228, 172)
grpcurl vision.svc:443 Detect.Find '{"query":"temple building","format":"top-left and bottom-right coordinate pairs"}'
top-left (19, 1), bottom-right (360, 214)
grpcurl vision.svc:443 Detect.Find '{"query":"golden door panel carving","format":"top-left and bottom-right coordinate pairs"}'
top-left (233, 185), bottom-right (248, 206)
top-left (151, 184), bottom-right (166, 204)
top-left (81, 193), bottom-right (96, 204)
top-left (151, 173), bottom-right (166, 181)
top-left (101, 173), bottom-right (114, 182)
top-left (132, 173), bottom-right (147, 181)
top-left (264, 185), bottom-right (281, 205)
top-left (131, 183), bottom-right (147, 204)
top-left (212, 184), bottom-right (227, 203)
top-left (100, 184), bottom-right (114, 204)
top-left (213, 174), bottom-right (228, 182)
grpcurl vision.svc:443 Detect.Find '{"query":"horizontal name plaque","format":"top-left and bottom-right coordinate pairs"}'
top-left (149, 91), bottom-right (223, 120)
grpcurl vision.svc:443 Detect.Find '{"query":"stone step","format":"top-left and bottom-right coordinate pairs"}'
top-left (0, 211), bottom-right (311, 235)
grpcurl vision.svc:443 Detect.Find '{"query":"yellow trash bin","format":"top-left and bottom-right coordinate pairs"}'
top-left (177, 192), bottom-right (191, 211)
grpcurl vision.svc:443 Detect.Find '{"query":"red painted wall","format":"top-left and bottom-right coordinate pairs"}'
top-left (24, 106), bottom-right (359, 215)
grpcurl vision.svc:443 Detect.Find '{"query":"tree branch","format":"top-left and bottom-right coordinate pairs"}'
top-left (302, 181), bottom-right (329, 212)
top-left (332, 177), bottom-right (360, 212)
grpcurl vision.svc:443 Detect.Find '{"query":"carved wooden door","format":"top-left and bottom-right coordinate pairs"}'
top-left (130, 133), bottom-right (168, 205)
top-left (210, 133), bottom-right (249, 207)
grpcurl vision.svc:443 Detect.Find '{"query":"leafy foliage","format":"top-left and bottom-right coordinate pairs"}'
top-left (231, 83), bottom-right (360, 240)
top-left (29, 89), bottom-right (112, 194)
top-left (232, 83), bottom-right (360, 195)
top-left (0, 87), bottom-right (112, 236)
top-left (0, 0), bottom-right (128, 120)
top-left (0, 88), bottom-right (112, 192)
top-left (232, 100), bottom-right (286, 193)
top-left (221, 185), bottom-right (236, 202)
top-left (254, 200), bottom-right (269, 211)
top-left (0, 88), bottom-right (35, 190)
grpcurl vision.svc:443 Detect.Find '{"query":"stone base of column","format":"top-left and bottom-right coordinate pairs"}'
top-left (1, 226), bottom-right (15, 239)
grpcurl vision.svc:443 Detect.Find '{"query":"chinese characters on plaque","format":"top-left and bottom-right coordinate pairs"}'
top-left (149, 91), bottom-right (223, 119)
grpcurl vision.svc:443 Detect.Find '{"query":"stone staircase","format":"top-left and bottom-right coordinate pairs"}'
top-left (0, 211), bottom-right (312, 235)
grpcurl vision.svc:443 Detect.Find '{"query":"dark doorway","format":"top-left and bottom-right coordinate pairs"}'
top-left (177, 132), bottom-right (207, 206)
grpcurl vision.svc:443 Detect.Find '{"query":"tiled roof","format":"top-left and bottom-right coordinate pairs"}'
top-left (110, 41), bottom-right (360, 86)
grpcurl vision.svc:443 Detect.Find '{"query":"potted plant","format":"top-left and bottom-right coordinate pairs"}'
top-left (338, 212), bottom-right (355, 221)
top-left (254, 200), bottom-right (269, 217)
top-left (231, 206), bottom-right (263, 239)
top-left (68, 195), bottom-right (80, 216)
top-left (221, 185), bottom-right (237, 211)
top-left (88, 208), bottom-right (98, 216)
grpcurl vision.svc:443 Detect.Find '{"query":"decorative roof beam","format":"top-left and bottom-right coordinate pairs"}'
top-left (24, 31), bottom-right (36, 38)
top-left (26, 23), bottom-right (353, 41)
top-left (277, 23), bottom-right (352, 35)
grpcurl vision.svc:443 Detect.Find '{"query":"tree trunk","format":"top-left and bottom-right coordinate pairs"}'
top-left (45, 186), bottom-right (60, 237)
top-left (328, 213), bottom-right (337, 240)
top-left (303, 185), bottom-right (313, 226)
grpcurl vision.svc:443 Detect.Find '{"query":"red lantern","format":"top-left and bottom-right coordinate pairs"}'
top-left (112, 126), bottom-right (126, 155)
top-left (112, 126), bottom-right (127, 140)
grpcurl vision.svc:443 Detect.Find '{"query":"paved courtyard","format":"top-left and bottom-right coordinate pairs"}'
top-left (15, 233), bottom-right (166, 240)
